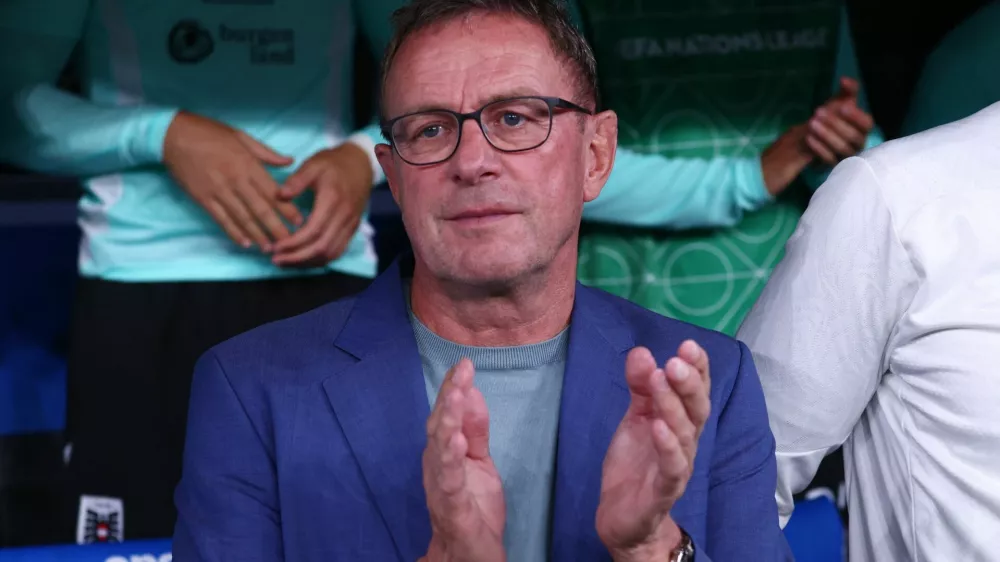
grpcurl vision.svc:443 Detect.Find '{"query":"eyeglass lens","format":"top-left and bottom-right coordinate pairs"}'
top-left (391, 97), bottom-right (554, 164)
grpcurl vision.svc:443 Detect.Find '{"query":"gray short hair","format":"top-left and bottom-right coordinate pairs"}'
top-left (380, 0), bottom-right (599, 118)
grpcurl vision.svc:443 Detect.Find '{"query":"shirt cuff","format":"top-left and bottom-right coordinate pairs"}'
top-left (737, 156), bottom-right (776, 211)
top-left (346, 125), bottom-right (386, 186)
top-left (127, 106), bottom-right (181, 165)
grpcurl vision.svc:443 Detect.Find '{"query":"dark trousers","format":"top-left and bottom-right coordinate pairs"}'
top-left (63, 271), bottom-right (370, 542)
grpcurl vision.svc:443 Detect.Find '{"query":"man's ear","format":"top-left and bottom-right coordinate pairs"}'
top-left (583, 110), bottom-right (618, 203)
top-left (375, 143), bottom-right (402, 206)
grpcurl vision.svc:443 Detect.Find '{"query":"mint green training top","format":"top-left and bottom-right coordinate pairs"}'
top-left (0, 0), bottom-right (396, 282)
top-left (0, 0), bottom-right (879, 284)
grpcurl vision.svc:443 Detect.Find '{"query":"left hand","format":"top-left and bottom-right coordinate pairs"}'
top-left (271, 142), bottom-right (374, 268)
top-left (596, 341), bottom-right (711, 562)
top-left (805, 77), bottom-right (875, 166)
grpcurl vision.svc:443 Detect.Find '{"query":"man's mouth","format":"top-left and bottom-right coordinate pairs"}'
top-left (446, 207), bottom-right (520, 225)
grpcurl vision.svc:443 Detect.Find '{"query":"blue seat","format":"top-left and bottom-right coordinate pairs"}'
top-left (0, 539), bottom-right (172, 562)
top-left (784, 496), bottom-right (844, 562)
top-left (0, 226), bottom-right (78, 436)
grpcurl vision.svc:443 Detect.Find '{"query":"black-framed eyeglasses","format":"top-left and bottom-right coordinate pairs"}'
top-left (381, 96), bottom-right (594, 166)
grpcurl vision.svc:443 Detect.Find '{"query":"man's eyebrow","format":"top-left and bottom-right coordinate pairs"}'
top-left (393, 87), bottom-right (546, 117)
top-left (475, 88), bottom-right (544, 106)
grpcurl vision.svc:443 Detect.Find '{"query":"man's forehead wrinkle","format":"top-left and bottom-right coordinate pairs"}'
top-left (387, 14), bottom-right (579, 115)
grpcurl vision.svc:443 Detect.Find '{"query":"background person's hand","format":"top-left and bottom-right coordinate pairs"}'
top-left (162, 111), bottom-right (303, 251)
top-left (419, 358), bottom-right (506, 562)
top-left (270, 143), bottom-right (374, 268)
top-left (596, 342), bottom-right (711, 562)
top-left (805, 77), bottom-right (875, 166)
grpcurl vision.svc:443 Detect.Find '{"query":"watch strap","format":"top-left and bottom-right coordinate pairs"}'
top-left (669, 526), bottom-right (696, 562)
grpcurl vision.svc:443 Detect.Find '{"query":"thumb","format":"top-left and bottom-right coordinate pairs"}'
top-left (462, 385), bottom-right (491, 460)
top-left (836, 77), bottom-right (860, 100)
top-left (236, 131), bottom-right (294, 167)
top-left (280, 160), bottom-right (322, 200)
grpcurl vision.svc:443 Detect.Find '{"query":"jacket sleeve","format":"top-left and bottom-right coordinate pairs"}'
top-left (173, 350), bottom-right (285, 562)
top-left (0, 0), bottom-right (179, 176)
top-left (697, 341), bottom-right (793, 561)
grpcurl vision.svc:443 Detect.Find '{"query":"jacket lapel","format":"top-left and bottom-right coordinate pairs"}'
top-left (550, 285), bottom-right (633, 562)
top-left (322, 258), bottom-right (432, 561)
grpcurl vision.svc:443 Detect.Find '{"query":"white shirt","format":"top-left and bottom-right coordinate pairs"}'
top-left (737, 102), bottom-right (1000, 561)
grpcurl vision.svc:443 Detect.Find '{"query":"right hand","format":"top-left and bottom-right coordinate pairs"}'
top-left (420, 358), bottom-right (506, 562)
top-left (804, 77), bottom-right (875, 166)
top-left (162, 111), bottom-right (304, 251)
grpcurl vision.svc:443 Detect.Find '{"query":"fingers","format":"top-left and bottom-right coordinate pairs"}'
top-left (276, 200), bottom-right (305, 230)
top-left (271, 183), bottom-right (340, 266)
top-left (665, 357), bottom-right (711, 439)
top-left (677, 340), bottom-right (709, 389)
top-left (650, 419), bottom-right (689, 493)
top-left (837, 103), bottom-right (875, 134)
top-left (431, 389), bottom-right (469, 496)
top-left (252, 165), bottom-right (304, 227)
top-left (204, 199), bottom-right (250, 249)
top-left (232, 130), bottom-right (302, 237)
top-left (807, 114), bottom-right (854, 161)
top-left (248, 166), bottom-right (302, 230)
top-left (241, 175), bottom-right (293, 246)
top-left (426, 359), bottom-right (474, 437)
top-left (624, 346), bottom-right (657, 395)
top-left (294, 214), bottom-right (345, 267)
top-left (462, 385), bottom-right (491, 460)
top-left (218, 188), bottom-right (272, 250)
top-left (424, 359), bottom-right (478, 500)
top-left (280, 161), bottom-right (320, 201)
top-left (806, 97), bottom-right (874, 166)
top-left (205, 163), bottom-right (296, 252)
top-left (236, 131), bottom-right (294, 167)
top-left (649, 367), bottom-right (698, 459)
top-left (812, 107), bottom-right (867, 150)
top-left (805, 132), bottom-right (839, 166)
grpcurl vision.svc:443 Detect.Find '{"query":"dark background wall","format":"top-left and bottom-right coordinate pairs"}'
top-left (849, 0), bottom-right (993, 138)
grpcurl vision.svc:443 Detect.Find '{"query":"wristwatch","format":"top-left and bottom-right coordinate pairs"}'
top-left (669, 527), bottom-right (695, 562)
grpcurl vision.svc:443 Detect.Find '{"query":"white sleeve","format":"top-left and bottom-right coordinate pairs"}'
top-left (736, 156), bottom-right (919, 527)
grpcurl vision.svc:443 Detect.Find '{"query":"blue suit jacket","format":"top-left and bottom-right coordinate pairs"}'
top-left (173, 259), bottom-right (791, 561)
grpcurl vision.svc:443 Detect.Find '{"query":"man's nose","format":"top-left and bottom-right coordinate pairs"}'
top-left (449, 118), bottom-right (501, 185)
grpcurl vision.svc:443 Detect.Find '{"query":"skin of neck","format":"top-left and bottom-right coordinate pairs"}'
top-left (409, 234), bottom-right (580, 348)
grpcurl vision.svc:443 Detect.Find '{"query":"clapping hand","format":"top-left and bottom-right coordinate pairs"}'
top-left (596, 341), bottom-right (711, 561)
top-left (419, 358), bottom-right (506, 562)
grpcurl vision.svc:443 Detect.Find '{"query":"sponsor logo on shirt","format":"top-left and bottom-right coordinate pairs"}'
top-left (219, 24), bottom-right (296, 64)
top-left (168, 20), bottom-right (215, 64)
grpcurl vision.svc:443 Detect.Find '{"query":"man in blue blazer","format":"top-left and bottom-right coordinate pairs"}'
top-left (173, 0), bottom-right (790, 560)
